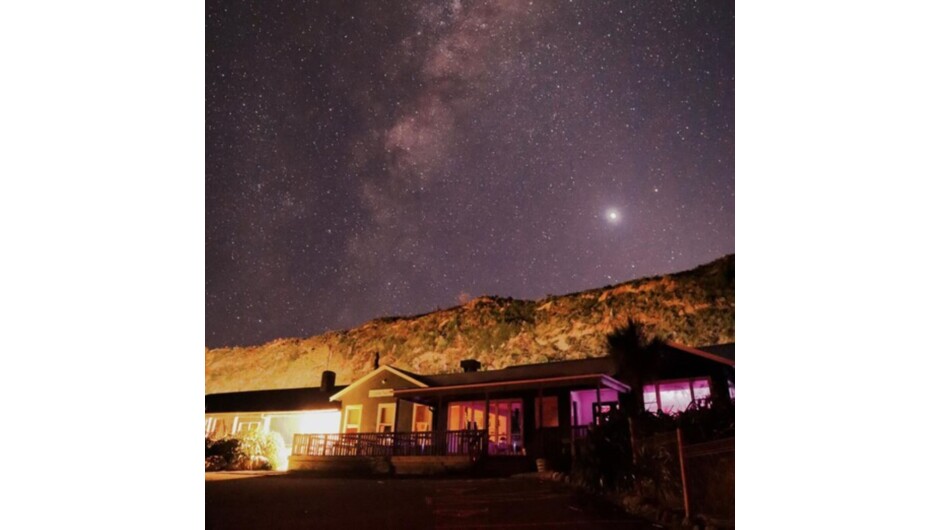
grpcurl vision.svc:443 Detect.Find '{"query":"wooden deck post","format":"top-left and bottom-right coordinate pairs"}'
top-left (677, 428), bottom-right (690, 520)
top-left (393, 398), bottom-right (401, 455)
top-left (437, 396), bottom-right (443, 430)
top-left (628, 417), bottom-right (639, 465)
top-left (537, 387), bottom-right (544, 455)
top-left (392, 398), bottom-right (401, 432)
top-left (437, 396), bottom-right (445, 454)
top-left (595, 383), bottom-right (602, 424)
top-left (537, 387), bottom-right (544, 429)
top-left (483, 392), bottom-right (490, 456)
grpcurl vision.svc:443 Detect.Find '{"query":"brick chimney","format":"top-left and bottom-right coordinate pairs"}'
top-left (320, 371), bottom-right (336, 393)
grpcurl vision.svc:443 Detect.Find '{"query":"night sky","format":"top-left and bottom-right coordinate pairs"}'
top-left (206, 0), bottom-right (734, 348)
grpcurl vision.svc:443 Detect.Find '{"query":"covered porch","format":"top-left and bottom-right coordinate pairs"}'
top-left (391, 372), bottom-right (631, 470)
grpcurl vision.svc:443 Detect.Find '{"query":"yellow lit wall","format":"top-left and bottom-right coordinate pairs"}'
top-left (297, 410), bottom-right (342, 434)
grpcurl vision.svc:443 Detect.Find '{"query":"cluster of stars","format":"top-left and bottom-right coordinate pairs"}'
top-left (207, 0), bottom-right (734, 348)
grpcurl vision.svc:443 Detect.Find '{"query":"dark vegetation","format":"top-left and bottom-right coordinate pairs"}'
top-left (571, 408), bottom-right (732, 491)
top-left (205, 431), bottom-right (285, 471)
top-left (573, 321), bottom-right (735, 515)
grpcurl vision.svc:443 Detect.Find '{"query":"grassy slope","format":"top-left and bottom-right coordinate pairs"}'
top-left (206, 255), bottom-right (734, 393)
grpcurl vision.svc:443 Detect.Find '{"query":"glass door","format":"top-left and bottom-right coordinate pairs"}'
top-left (488, 399), bottom-right (523, 455)
top-left (447, 399), bottom-right (525, 455)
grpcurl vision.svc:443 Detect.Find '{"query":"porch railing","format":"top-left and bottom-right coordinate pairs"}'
top-left (570, 425), bottom-right (590, 442)
top-left (291, 430), bottom-right (487, 458)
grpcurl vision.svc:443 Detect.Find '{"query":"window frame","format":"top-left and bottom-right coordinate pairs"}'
top-left (643, 376), bottom-right (713, 415)
top-left (376, 403), bottom-right (396, 433)
top-left (343, 404), bottom-right (363, 433)
top-left (236, 421), bottom-right (261, 433)
top-left (412, 403), bottom-right (432, 432)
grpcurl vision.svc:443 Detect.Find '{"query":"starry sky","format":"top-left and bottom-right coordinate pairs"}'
top-left (206, 0), bottom-right (734, 348)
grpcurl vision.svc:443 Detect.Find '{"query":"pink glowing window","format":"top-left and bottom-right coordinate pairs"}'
top-left (643, 378), bottom-right (712, 415)
top-left (642, 387), bottom-right (658, 410)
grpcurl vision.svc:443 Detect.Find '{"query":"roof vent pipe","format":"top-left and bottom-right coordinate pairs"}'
top-left (460, 359), bottom-right (481, 373)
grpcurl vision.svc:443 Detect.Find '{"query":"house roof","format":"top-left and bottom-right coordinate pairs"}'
top-left (205, 386), bottom-right (346, 414)
top-left (417, 356), bottom-right (617, 387)
top-left (328, 364), bottom-right (429, 401)
top-left (666, 342), bottom-right (735, 367)
top-left (696, 343), bottom-right (734, 363)
top-left (389, 357), bottom-right (624, 400)
top-left (394, 373), bottom-right (629, 399)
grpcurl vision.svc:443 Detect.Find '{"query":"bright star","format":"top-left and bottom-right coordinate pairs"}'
top-left (604, 208), bottom-right (622, 225)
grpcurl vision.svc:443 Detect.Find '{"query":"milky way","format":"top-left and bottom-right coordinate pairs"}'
top-left (206, 0), bottom-right (734, 348)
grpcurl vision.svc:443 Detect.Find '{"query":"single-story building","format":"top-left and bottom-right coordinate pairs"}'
top-left (284, 342), bottom-right (734, 473)
top-left (206, 342), bottom-right (733, 473)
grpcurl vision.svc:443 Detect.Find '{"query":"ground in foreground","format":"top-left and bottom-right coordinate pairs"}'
top-left (205, 472), bottom-right (656, 529)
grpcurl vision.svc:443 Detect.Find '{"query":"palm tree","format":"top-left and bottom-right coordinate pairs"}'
top-left (606, 319), bottom-right (665, 414)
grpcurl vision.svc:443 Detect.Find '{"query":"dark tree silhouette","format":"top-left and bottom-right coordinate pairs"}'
top-left (607, 319), bottom-right (665, 414)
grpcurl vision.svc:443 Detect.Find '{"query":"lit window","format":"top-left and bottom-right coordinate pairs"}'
top-left (413, 404), bottom-right (432, 432)
top-left (447, 404), bottom-right (463, 430)
top-left (237, 421), bottom-right (261, 433)
top-left (691, 379), bottom-right (711, 407)
top-left (344, 405), bottom-right (362, 433)
top-left (643, 386), bottom-right (658, 411)
top-left (447, 401), bottom-right (486, 431)
top-left (376, 403), bottom-right (396, 433)
top-left (643, 378), bottom-right (712, 415)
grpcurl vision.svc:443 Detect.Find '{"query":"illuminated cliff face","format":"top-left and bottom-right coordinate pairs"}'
top-left (206, 256), bottom-right (734, 394)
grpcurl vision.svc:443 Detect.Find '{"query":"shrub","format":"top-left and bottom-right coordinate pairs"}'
top-left (205, 437), bottom-right (246, 470)
top-left (571, 407), bottom-right (634, 493)
top-left (235, 430), bottom-right (284, 470)
top-left (204, 430), bottom-right (286, 471)
top-left (571, 403), bottom-right (735, 496)
top-left (205, 455), bottom-right (228, 472)
top-left (631, 432), bottom-right (683, 507)
top-left (634, 400), bottom-right (734, 445)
